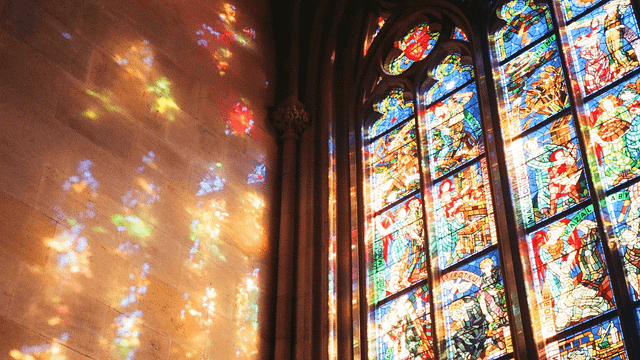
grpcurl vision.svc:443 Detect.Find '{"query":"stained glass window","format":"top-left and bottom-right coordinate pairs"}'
top-left (353, 1), bottom-right (640, 360)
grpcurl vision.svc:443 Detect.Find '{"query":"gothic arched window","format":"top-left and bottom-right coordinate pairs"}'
top-left (345, 0), bottom-right (640, 359)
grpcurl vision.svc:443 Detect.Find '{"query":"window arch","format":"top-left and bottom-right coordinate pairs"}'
top-left (345, 0), bottom-right (640, 359)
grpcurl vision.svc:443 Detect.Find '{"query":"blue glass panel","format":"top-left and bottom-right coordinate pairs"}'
top-left (424, 54), bottom-right (474, 105)
top-left (441, 250), bottom-right (512, 360)
top-left (559, 0), bottom-right (602, 22)
top-left (552, 317), bottom-right (627, 360)
top-left (370, 89), bottom-right (414, 138)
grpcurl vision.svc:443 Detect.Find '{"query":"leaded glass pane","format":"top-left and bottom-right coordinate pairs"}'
top-left (507, 115), bottom-right (589, 228)
top-left (432, 159), bottom-right (497, 269)
top-left (551, 317), bottom-right (628, 359)
top-left (497, 36), bottom-right (569, 138)
top-left (452, 27), bottom-right (468, 41)
top-left (584, 74), bottom-right (640, 190)
top-left (566, 1), bottom-right (640, 97)
top-left (370, 194), bottom-right (428, 303)
top-left (441, 249), bottom-right (512, 360)
top-left (370, 89), bottom-right (415, 139)
top-left (559, 0), bottom-right (601, 22)
top-left (420, 82), bottom-right (484, 179)
top-left (373, 285), bottom-right (434, 360)
top-left (493, 0), bottom-right (553, 61)
top-left (423, 54), bottom-right (474, 105)
top-left (384, 22), bottom-right (440, 76)
top-left (526, 205), bottom-right (614, 334)
top-left (601, 183), bottom-right (640, 301)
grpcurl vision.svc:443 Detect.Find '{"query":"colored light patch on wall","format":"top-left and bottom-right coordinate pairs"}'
top-left (384, 22), bottom-right (439, 76)
top-left (368, 139), bottom-right (420, 211)
top-left (493, 0), bottom-right (552, 61)
top-left (584, 74), bottom-right (640, 189)
top-left (432, 159), bottom-right (497, 269)
top-left (423, 54), bottom-right (474, 105)
top-left (507, 115), bottom-right (589, 228)
top-left (372, 285), bottom-right (434, 360)
top-left (370, 89), bottom-right (414, 139)
top-left (497, 36), bottom-right (568, 138)
top-left (440, 250), bottom-right (512, 360)
top-left (549, 317), bottom-right (627, 360)
top-left (420, 82), bottom-right (483, 179)
top-left (526, 205), bottom-right (614, 335)
top-left (235, 268), bottom-right (260, 358)
top-left (566, 1), bottom-right (640, 97)
top-left (147, 77), bottom-right (180, 120)
top-left (601, 183), bottom-right (640, 301)
top-left (370, 194), bottom-right (427, 303)
top-left (226, 100), bottom-right (254, 135)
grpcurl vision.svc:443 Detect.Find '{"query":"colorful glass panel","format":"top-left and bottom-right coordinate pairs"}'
top-left (601, 183), bottom-right (640, 301)
top-left (526, 205), bottom-right (614, 334)
top-left (508, 115), bottom-right (589, 228)
top-left (584, 74), bottom-right (640, 190)
top-left (420, 82), bottom-right (484, 179)
top-left (552, 317), bottom-right (627, 360)
top-left (384, 22), bottom-right (440, 75)
top-left (559, 0), bottom-right (601, 22)
top-left (452, 27), bottom-right (468, 41)
top-left (373, 285), bottom-right (434, 360)
top-left (567, 1), bottom-right (640, 97)
top-left (371, 194), bottom-right (428, 303)
top-left (365, 16), bottom-right (387, 56)
top-left (494, 0), bottom-right (553, 61)
top-left (433, 159), bottom-right (497, 268)
top-left (369, 121), bottom-right (417, 165)
top-left (497, 36), bottom-right (569, 138)
top-left (370, 89), bottom-right (415, 138)
top-left (440, 250), bottom-right (512, 360)
top-left (368, 123), bottom-right (420, 210)
top-left (424, 54), bottom-right (474, 105)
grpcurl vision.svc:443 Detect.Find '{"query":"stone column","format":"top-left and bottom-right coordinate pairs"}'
top-left (272, 96), bottom-right (310, 360)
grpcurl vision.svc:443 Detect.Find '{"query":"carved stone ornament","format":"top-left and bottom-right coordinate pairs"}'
top-left (271, 96), bottom-right (310, 137)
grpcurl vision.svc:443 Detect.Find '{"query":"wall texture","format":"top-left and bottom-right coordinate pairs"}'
top-left (0, 0), bottom-right (278, 358)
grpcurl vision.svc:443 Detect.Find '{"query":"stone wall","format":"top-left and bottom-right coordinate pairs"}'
top-left (0, 0), bottom-right (277, 358)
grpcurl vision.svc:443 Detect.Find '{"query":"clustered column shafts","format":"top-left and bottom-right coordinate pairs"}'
top-left (272, 96), bottom-right (310, 360)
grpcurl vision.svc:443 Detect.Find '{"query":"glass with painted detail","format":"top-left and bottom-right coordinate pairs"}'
top-left (423, 54), bottom-right (474, 105)
top-left (496, 36), bottom-right (569, 138)
top-left (370, 194), bottom-right (428, 304)
top-left (372, 285), bottom-right (434, 360)
top-left (492, 0), bottom-right (553, 61)
top-left (384, 22), bottom-right (440, 75)
top-left (432, 159), bottom-right (497, 269)
top-left (551, 317), bottom-right (628, 360)
top-left (420, 83), bottom-right (484, 179)
top-left (440, 250), bottom-right (512, 360)
top-left (507, 115), bottom-right (589, 228)
top-left (566, 0), bottom-right (640, 97)
top-left (370, 89), bottom-right (414, 138)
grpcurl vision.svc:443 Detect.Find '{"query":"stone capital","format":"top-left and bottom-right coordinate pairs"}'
top-left (271, 96), bottom-right (310, 138)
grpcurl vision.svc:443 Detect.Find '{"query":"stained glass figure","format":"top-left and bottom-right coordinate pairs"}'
top-left (567, 1), bottom-right (640, 97)
top-left (559, 0), bottom-right (601, 22)
top-left (424, 54), bottom-right (474, 105)
top-left (373, 285), bottom-right (434, 360)
top-left (584, 74), bottom-right (640, 189)
top-left (601, 182), bottom-right (640, 301)
top-left (508, 115), bottom-right (589, 228)
top-left (552, 317), bottom-right (627, 360)
top-left (440, 250), bottom-right (512, 360)
top-left (370, 194), bottom-right (428, 303)
top-left (433, 159), bottom-right (497, 268)
top-left (384, 22), bottom-right (440, 75)
top-left (497, 36), bottom-right (569, 138)
top-left (367, 119), bottom-right (420, 210)
top-left (526, 205), bottom-right (614, 336)
top-left (452, 27), bottom-right (468, 42)
top-left (493, 0), bottom-right (553, 61)
top-left (421, 83), bottom-right (483, 179)
top-left (370, 89), bottom-right (414, 138)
